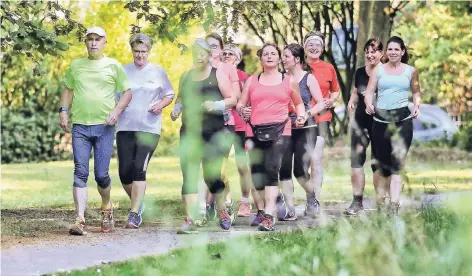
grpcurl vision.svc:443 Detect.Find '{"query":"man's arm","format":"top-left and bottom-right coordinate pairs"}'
top-left (105, 89), bottom-right (132, 125)
top-left (59, 87), bottom-right (73, 132)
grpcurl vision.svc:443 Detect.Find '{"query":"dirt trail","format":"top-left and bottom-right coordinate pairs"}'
top-left (2, 193), bottom-right (464, 276)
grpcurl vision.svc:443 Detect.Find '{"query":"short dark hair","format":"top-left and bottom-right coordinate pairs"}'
top-left (364, 37), bottom-right (383, 52)
top-left (205, 32), bottom-right (224, 49)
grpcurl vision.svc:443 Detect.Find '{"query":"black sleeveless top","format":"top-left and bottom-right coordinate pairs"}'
top-left (181, 67), bottom-right (225, 130)
top-left (290, 73), bottom-right (316, 128)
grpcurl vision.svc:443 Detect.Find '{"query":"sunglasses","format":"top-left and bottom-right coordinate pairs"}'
top-left (222, 52), bottom-right (235, 57)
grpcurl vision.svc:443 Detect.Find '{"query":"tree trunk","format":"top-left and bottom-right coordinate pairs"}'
top-left (356, 1), bottom-right (392, 68)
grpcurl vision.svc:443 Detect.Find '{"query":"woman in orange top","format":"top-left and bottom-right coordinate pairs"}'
top-left (303, 31), bottom-right (341, 210)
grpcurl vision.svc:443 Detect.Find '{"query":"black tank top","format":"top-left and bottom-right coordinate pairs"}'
top-left (290, 73), bottom-right (316, 128)
top-left (182, 67), bottom-right (225, 130)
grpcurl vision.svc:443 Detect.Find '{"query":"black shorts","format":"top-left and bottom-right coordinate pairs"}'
top-left (372, 119), bottom-right (413, 177)
top-left (279, 127), bottom-right (318, 181)
top-left (180, 126), bottom-right (228, 195)
top-left (248, 135), bottom-right (290, 191)
top-left (350, 112), bottom-right (377, 172)
top-left (117, 131), bottom-right (160, 184)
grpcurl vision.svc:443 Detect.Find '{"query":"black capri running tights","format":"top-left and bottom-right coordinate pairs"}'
top-left (279, 127), bottom-right (318, 181)
top-left (350, 113), bottom-right (377, 172)
top-left (372, 119), bottom-right (413, 177)
top-left (180, 126), bottom-right (229, 195)
top-left (117, 131), bottom-right (160, 185)
top-left (248, 135), bottom-right (290, 191)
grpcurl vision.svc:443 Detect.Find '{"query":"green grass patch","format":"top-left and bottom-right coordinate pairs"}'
top-left (63, 197), bottom-right (472, 276)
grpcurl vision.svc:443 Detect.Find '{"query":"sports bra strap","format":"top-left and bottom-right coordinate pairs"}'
top-left (257, 72), bottom-right (285, 81)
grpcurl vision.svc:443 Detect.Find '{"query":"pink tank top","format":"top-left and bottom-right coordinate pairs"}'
top-left (246, 74), bottom-right (293, 137)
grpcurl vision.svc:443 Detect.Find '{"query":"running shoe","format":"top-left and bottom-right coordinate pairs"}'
top-left (125, 212), bottom-right (142, 229)
top-left (237, 201), bottom-right (251, 217)
top-left (177, 217), bottom-right (198, 234)
top-left (251, 210), bottom-right (265, 226)
top-left (219, 209), bottom-right (232, 230)
top-left (344, 200), bottom-right (364, 216)
top-left (276, 193), bottom-right (288, 220)
top-left (226, 200), bottom-right (236, 223)
top-left (304, 192), bottom-right (321, 217)
top-left (206, 200), bottom-right (217, 221)
top-left (100, 206), bottom-right (115, 233)
top-left (279, 205), bottom-right (297, 221)
top-left (69, 217), bottom-right (87, 235)
top-left (258, 214), bottom-right (275, 231)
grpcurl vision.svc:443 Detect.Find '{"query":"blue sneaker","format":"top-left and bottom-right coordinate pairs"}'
top-left (251, 210), bottom-right (265, 226)
top-left (279, 206), bottom-right (297, 221)
top-left (276, 193), bottom-right (288, 221)
top-left (125, 212), bottom-right (142, 229)
top-left (219, 209), bottom-right (232, 230)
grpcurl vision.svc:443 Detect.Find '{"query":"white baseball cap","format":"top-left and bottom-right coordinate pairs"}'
top-left (85, 26), bottom-right (106, 37)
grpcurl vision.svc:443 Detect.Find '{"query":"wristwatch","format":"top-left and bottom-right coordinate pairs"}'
top-left (306, 110), bottom-right (312, 118)
top-left (58, 106), bottom-right (69, 113)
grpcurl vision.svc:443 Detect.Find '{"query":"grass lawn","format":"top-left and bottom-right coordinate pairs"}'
top-left (62, 196), bottom-right (472, 276)
top-left (1, 146), bottom-right (471, 238)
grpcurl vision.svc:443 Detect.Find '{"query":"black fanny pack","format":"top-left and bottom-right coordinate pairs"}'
top-left (374, 106), bottom-right (412, 123)
top-left (249, 118), bottom-right (289, 142)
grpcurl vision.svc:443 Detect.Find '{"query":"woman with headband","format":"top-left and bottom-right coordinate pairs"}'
top-left (365, 36), bottom-right (421, 215)
top-left (237, 42), bottom-right (306, 231)
top-left (303, 31), bottom-right (340, 214)
top-left (170, 39), bottom-right (237, 233)
top-left (221, 43), bottom-right (254, 217)
top-left (344, 38), bottom-right (383, 216)
top-left (277, 43), bottom-right (327, 220)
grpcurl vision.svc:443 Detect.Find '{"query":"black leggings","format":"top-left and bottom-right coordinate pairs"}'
top-left (350, 113), bottom-right (377, 172)
top-left (180, 126), bottom-right (229, 195)
top-left (279, 127), bottom-right (318, 181)
top-left (372, 119), bottom-right (413, 177)
top-left (248, 136), bottom-right (290, 191)
top-left (117, 131), bottom-right (160, 185)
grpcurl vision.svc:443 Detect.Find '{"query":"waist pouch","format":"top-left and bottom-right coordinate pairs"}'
top-left (374, 106), bottom-right (412, 123)
top-left (249, 118), bottom-right (289, 142)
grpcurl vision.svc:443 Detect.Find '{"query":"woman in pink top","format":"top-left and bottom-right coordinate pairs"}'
top-left (237, 43), bottom-right (306, 231)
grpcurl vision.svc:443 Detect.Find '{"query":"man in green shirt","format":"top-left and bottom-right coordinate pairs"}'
top-left (59, 26), bottom-right (132, 235)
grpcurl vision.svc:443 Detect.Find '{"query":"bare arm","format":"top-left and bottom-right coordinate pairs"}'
top-left (348, 87), bottom-right (359, 113)
top-left (411, 68), bottom-right (422, 118)
top-left (106, 89), bottom-right (132, 125)
top-left (170, 71), bottom-right (188, 121)
top-left (307, 74), bottom-right (327, 116)
top-left (290, 77), bottom-right (306, 127)
top-left (236, 75), bottom-right (252, 110)
top-left (364, 66), bottom-right (379, 115)
top-left (216, 68), bottom-right (237, 108)
top-left (59, 87), bottom-right (73, 132)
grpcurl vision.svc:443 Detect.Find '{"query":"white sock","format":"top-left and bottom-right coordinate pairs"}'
top-left (240, 197), bottom-right (250, 203)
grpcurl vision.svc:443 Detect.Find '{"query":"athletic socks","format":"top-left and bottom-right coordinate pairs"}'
top-left (240, 197), bottom-right (250, 203)
top-left (353, 195), bottom-right (363, 203)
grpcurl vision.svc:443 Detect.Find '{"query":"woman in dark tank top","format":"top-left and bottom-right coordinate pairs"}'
top-left (169, 39), bottom-right (237, 233)
top-left (344, 38), bottom-right (383, 216)
top-left (278, 43), bottom-right (327, 220)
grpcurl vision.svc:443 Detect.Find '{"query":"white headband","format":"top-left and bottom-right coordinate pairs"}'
top-left (304, 35), bottom-right (324, 48)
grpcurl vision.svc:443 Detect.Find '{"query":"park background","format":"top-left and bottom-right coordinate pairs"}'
top-left (1, 1), bottom-right (472, 275)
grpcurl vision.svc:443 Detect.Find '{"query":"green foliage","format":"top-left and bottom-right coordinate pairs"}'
top-left (1, 105), bottom-right (72, 164)
top-left (395, 2), bottom-right (472, 115)
top-left (0, 0), bottom-right (86, 75)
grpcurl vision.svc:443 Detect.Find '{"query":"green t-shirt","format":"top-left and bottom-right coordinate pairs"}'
top-left (63, 57), bottom-right (129, 125)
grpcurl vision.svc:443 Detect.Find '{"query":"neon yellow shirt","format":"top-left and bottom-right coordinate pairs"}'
top-left (63, 57), bottom-right (129, 125)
